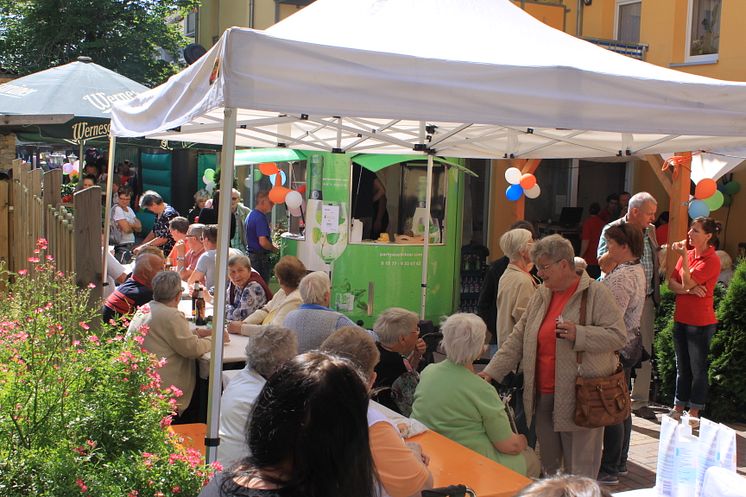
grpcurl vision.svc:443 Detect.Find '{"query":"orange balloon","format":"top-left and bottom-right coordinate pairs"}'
top-left (695, 178), bottom-right (717, 200)
top-left (268, 186), bottom-right (290, 204)
top-left (519, 173), bottom-right (537, 190)
top-left (259, 162), bottom-right (279, 176)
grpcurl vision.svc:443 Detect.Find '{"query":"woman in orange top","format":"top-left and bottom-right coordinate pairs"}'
top-left (667, 217), bottom-right (721, 423)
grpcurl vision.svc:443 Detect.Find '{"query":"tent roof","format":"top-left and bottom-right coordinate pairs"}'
top-left (0, 57), bottom-right (147, 120)
top-left (111, 0), bottom-right (746, 159)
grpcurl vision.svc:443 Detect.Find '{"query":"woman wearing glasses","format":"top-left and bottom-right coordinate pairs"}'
top-left (480, 235), bottom-right (626, 478)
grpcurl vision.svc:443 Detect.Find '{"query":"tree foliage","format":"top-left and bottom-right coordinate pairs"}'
top-left (0, 0), bottom-right (198, 87)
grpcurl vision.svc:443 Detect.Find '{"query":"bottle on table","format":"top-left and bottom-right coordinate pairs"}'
top-left (192, 282), bottom-right (206, 326)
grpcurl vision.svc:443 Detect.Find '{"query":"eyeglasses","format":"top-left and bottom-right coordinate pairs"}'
top-left (537, 260), bottom-right (562, 272)
top-left (231, 197), bottom-right (240, 201)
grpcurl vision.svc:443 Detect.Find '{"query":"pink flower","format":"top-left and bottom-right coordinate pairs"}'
top-left (160, 415), bottom-right (173, 428)
top-left (211, 460), bottom-right (224, 472)
top-left (87, 335), bottom-right (99, 344)
top-left (75, 478), bottom-right (88, 493)
top-left (17, 270), bottom-right (27, 276)
top-left (79, 322), bottom-right (90, 331)
top-left (27, 256), bottom-right (40, 263)
top-left (168, 385), bottom-right (183, 398)
top-left (171, 486), bottom-right (181, 494)
top-left (46, 254), bottom-right (54, 261)
top-left (127, 491), bottom-right (139, 497)
top-left (87, 282), bottom-right (96, 289)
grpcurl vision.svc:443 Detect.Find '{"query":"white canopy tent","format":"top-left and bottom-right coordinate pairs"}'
top-left (109, 0), bottom-right (746, 463)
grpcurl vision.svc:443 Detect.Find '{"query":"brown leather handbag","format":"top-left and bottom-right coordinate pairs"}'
top-left (573, 287), bottom-right (631, 428)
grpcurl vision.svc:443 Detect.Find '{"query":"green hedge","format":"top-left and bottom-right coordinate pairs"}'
top-left (654, 259), bottom-right (744, 421)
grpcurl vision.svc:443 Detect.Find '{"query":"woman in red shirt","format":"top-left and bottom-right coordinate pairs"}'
top-left (667, 217), bottom-right (721, 422)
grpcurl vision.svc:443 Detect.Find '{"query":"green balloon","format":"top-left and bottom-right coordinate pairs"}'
top-left (704, 190), bottom-right (724, 210)
top-left (723, 193), bottom-right (732, 207)
top-left (204, 168), bottom-right (215, 180)
top-left (253, 168), bottom-right (263, 182)
top-left (724, 180), bottom-right (741, 195)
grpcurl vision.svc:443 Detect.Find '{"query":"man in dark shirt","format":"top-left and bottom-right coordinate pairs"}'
top-left (244, 190), bottom-right (277, 283)
top-left (102, 253), bottom-right (163, 323)
top-left (372, 308), bottom-right (425, 414)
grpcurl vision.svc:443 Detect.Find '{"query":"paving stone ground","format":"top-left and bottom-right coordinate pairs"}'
top-left (612, 405), bottom-right (746, 492)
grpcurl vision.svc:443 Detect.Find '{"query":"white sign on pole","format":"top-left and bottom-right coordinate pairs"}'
top-left (321, 204), bottom-right (339, 233)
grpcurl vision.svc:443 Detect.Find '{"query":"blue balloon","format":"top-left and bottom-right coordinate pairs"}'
top-left (269, 170), bottom-right (287, 186)
top-left (688, 199), bottom-right (710, 219)
top-left (505, 184), bottom-right (524, 202)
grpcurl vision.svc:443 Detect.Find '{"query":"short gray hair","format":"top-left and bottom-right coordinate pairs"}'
top-left (228, 253), bottom-right (252, 270)
top-left (298, 271), bottom-right (330, 305)
top-left (500, 228), bottom-right (533, 261)
top-left (245, 325), bottom-right (298, 378)
top-left (531, 234), bottom-right (574, 267)
top-left (152, 271), bottom-right (183, 302)
top-left (139, 190), bottom-right (163, 208)
top-left (441, 313), bottom-right (486, 366)
top-left (628, 192), bottom-right (656, 211)
top-left (373, 307), bottom-right (419, 345)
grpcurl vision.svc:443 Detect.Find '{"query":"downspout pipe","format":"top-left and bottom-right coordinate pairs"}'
top-left (576, 0), bottom-right (584, 37)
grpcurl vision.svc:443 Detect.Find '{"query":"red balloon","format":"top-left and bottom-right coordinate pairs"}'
top-left (297, 184), bottom-right (307, 194)
top-left (259, 162), bottom-right (279, 176)
top-left (695, 178), bottom-right (717, 200)
top-left (519, 173), bottom-right (537, 190)
top-left (268, 186), bottom-right (290, 204)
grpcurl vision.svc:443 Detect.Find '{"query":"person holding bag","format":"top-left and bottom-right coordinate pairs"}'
top-left (667, 217), bottom-right (721, 424)
top-left (480, 235), bottom-right (626, 478)
top-left (597, 224), bottom-right (646, 485)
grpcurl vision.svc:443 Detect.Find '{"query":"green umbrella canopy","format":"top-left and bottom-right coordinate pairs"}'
top-left (352, 153), bottom-right (478, 176)
top-left (0, 56), bottom-right (148, 142)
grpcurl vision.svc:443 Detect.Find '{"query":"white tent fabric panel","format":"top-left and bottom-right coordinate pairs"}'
top-left (111, 0), bottom-right (746, 158)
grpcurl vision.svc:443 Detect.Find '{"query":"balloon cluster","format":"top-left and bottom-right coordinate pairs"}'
top-left (202, 168), bottom-right (216, 193)
top-left (259, 162), bottom-right (305, 217)
top-left (504, 167), bottom-right (541, 201)
top-left (62, 160), bottom-right (80, 178)
top-left (688, 178), bottom-right (740, 218)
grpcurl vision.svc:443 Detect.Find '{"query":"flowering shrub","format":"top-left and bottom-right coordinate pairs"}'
top-left (0, 239), bottom-right (216, 496)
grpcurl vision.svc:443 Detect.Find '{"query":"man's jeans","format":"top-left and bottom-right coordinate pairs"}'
top-left (673, 322), bottom-right (716, 410)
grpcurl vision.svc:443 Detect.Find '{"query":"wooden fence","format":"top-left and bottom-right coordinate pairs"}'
top-left (0, 159), bottom-right (102, 306)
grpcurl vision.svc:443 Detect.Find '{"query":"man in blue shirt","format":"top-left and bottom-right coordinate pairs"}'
top-left (244, 190), bottom-right (278, 282)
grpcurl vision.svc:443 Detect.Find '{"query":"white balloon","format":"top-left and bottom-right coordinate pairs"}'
top-left (504, 167), bottom-right (522, 185)
top-left (62, 163), bottom-right (73, 175)
top-left (524, 184), bottom-right (541, 199)
top-left (244, 177), bottom-right (252, 188)
top-left (285, 190), bottom-right (303, 209)
top-left (289, 206), bottom-right (302, 217)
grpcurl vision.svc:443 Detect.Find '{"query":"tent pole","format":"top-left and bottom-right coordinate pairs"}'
top-left (205, 107), bottom-right (237, 464)
top-left (77, 139), bottom-right (86, 188)
top-left (419, 153), bottom-right (434, 320)
top-left (666, 152), bottom-right (692, 279)
top-left (102, 136), bottom-right (116, 290)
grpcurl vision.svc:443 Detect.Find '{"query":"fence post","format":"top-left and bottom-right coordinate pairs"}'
top-left (43, 169), bottom-right (62, 240)
top-left (0, 179), bottom-right (8, 275)
top-left (73, 186), bottom-right (102, 308)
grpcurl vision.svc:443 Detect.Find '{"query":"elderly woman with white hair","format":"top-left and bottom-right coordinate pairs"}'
top-left (217, 325), bottom-right (298, 469)
top-left (480, 234), bottom-right (626, 478)
top-left (411, 313), bottom-right (539, 477)
top-left (371, 307), bottom-right (425, 414)
top-left (496, 228), bottom-right (539, 347)
top-left (127, 271), bottom-right (213, 421)
top-left (282, 271), bottom-right (356, 352)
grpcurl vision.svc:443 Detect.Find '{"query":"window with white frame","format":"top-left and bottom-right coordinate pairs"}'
top-left (615, 0), bottom-right (641, 44)
top-left (687, 0), bottom-right (721, 61)
top-left (184, 11), bottom-right (197, 38)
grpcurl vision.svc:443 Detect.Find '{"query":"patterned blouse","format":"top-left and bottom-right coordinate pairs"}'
top-left (602, 261), bottom-right (646, 343)
top-left (152, 204), bottom-right (179, 254)
top-left (226, 281), bottom-right (268, 321)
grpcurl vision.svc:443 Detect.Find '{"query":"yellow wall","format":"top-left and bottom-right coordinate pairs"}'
top-left (198, 0), bottom-right (306, 47)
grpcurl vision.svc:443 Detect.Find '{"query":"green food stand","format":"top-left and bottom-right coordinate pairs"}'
top-left (281, 152), bottom-right (470, 327)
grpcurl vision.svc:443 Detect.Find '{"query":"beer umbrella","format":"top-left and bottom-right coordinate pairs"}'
top-left (0, 56), bottom-right (148, 168)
